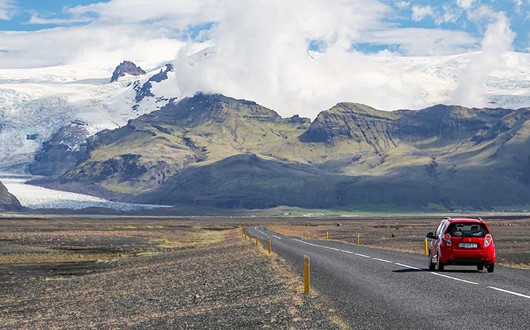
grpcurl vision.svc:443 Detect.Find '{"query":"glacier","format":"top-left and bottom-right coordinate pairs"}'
top-left (0, 174), bottom-right (164, 211)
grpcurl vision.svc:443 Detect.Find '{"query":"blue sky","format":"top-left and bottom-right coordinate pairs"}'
top-left (0, 0), bottom-right (93, 30)
top-left (0, 0), bottom-right (528, 116)
top-left (0, 0), bottom-right (527, 70)
top-left (0, 0), bottom-right (528, 53)
top-left (382, 0), bottom-right (529, 52)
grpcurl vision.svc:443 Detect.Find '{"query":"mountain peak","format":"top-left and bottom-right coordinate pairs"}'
top-left (299, 102), bottom-right (395, 144)
top-left (110, 61), bottom-right (146, 82)
top-left (152, 92), bottom-right (282, 127)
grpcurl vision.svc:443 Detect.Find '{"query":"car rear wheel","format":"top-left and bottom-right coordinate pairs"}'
top-left (487, 264), bottom-right (494, 273)
top-left (477, 265), bottom-right (484, 271)
top-left (429, 256), bottom-right (436, 271)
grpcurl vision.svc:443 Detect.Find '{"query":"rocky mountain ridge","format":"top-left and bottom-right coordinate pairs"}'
top-left (30, 92), bottom-right (530, 211)
top-left (2, 51), bottom-right (530, 169)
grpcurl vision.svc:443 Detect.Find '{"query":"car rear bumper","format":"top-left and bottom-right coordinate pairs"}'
top-left (444, 257), bottom-right (492, 266)
top-left (440, 249), bottom-right (496, 265)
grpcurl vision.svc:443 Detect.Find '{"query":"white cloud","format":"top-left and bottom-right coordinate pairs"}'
top-left (66, 0), bottom-right (224, 29)
top-left (172, 0), bottom-right (415, 117)
top-left (513, 0), bottom-right (523, 12)
top-left (360, 28), bottom-right (477, 55)
top-left (457, 0), bottom-right (476, 10)
top-left (411, 4), bottom-right (467, 25)
top-left (467, 4), bottom-right (501, 23)
top-left (170, 1), bottom-right (481, 117)
top-left (411, 5), bottom-right (435, 22)
top-left (0, 0), bottom-right (15, 20)
top-left (451, 11), bottom-right (515, 106)
top-left (441, 4), bottom-right (464, 23)
top-left (0, 25), bottom-right (184, 68)
top-left (0, 0), bottom-right (517, 117)
top-left (27, 13), bottom-right (93, 25)
top-left (395, 1), bottom-right (411, 9)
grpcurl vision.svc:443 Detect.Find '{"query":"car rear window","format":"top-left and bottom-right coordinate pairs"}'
top-left (446, 223), bottom-right (489, 237)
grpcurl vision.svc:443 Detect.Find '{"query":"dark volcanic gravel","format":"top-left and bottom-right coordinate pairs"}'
top-left (1, 225), bottom-right (338, 329)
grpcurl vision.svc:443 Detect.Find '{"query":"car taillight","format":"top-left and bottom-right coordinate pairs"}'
top-left (484, 234), bottom-right (493, 247)
top-left (444, 233), bottom-right (452, 247)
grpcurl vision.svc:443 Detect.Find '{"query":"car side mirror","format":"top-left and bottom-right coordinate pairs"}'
top-left (426, 232), bottom-right (435, 239)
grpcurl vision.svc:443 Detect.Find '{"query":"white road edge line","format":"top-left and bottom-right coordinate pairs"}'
top-left (394, 263), bottom-right (421, 270)
top-left (340, 250), bottom-right (354, 254)
top-left (355, 253), bottom-right (371, 258)
top-left (394, 263), bottom-right (479, 286)
top-left (429, 272), bottom-right (478, 285)
top-left (488, 286), bottom-right (530, 299)
top-left (372, 257), bottom-right (393, 263)
top-left (271, 235), bottom-right (282, 240)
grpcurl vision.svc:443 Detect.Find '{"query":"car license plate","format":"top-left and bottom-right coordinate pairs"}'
top-left (459, 243), bottom-right (478, 248)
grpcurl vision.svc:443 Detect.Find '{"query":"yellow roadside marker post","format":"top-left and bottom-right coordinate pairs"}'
top-left (424, 238), bottom-right (429, 255)
top-left (326, 232), bottom-right (329, 240)
top-left (357, 234), bottom-right (360, 246)
top-left (304, 256), bottom-right (310, 294)
top-left (255, 236), bottom-right (259, 247)
top-left (268, 237), bottom-right (272, 254)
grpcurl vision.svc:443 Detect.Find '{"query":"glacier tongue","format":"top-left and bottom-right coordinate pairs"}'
top-left (0, 175), bottom-right (164, 211)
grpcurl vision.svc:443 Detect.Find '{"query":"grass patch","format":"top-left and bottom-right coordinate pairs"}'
top-left (96, 257), bottom-right (122, 263)
top-left (330, 314), bottom-right (351, 330)
top-left (44, 277), bottom-right (69, 281)
top-left (109, 225), bottom-right (166, 230)
top-left (499, 262), bottom-right (530, 270)
top-left (151, 238), bottom-right (186, 249)
top-left (136, 251), bottom-right (162, 257)
top-left (0, 253), bottom-right (117, 264)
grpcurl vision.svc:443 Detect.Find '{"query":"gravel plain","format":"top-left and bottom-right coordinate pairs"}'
top-left (0, 219), bottom-right (340, 329)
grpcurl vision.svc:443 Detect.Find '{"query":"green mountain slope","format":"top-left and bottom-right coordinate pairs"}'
top-left (60, 93), bottom-right (310, 194)
top-left (35, 93), bottom-right (530, 210)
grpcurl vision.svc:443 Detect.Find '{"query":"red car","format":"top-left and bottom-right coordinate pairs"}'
top-left (427, 217), bottom-right (496, 272)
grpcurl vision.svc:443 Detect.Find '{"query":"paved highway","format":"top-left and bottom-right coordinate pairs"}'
top-left (245, 226), bottom-right (530, 329)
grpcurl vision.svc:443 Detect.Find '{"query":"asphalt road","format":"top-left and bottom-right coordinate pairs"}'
top-left (245, 226), bottom-right (530, 330)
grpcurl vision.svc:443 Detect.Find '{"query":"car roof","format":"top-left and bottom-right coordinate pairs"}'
top-left (446, 218), bottom-right (484, 223)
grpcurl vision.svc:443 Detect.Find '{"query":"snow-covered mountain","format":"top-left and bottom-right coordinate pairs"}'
top-left (0, 61), bottom-right (179, 167)
top-left (0, 51), bottom-right (529, 169)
